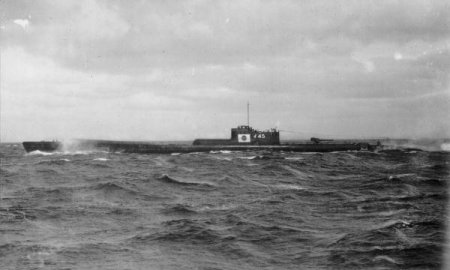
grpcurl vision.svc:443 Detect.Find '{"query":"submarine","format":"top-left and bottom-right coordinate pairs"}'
top-left (22, 104), bottom-right (381, 154)
top-left (22, 125), bottom-right (380, 154)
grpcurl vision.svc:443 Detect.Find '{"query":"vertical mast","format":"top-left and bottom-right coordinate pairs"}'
top-left (247, 101), bottom-right (250, 127)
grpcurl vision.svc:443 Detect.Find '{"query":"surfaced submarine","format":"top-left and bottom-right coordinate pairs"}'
top-left (22, 103), bottom-right (381, 154)
top-left (22, 124), bottom-right (380, 154)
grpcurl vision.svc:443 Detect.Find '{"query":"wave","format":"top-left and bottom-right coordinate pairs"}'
top-left (331, 217), bottom-right (444, 262)
top-left (371, 209), bottom-right (406, 217)
top-left (128, 218), bottom-right (253, 260)
top-left (90, 182), bottom-right (139, 199)
top-left (36, 159), bottom-right (70, 165)
top-left (88, 162), bottom-right (112, 168)
top-left (216, 175), bottom-right (242, 185)
top-left (387, 173), bottom-right (416, 181)
top-left (280, 165), bottom-right (314, 179)
top-left (387, 174), bottom-right (447, 188)
top-left (274, 184), bottom-right (306, 190)
top-left (285, 157), bottom-right (304, 161)
top-left (212, 156), bottom-right (233, 161)
top-left (80, 182), bottom-right (169, 203)
top-left (93, 158), bottom-right (109, 161)
top-left (156, 174), bottom-right (215, 187)
top-left (161, 203), bottom-right (197, 215)
top-left (373, 255), bottom-right (399, 265)
top-left (237, 154), bottom-right (285, 160)
top-left (238, 156), bottom-right (257, 160)
top-left (382, 139), bottom-right (450, 152)
top-left (329, 243), bottom-right (441, 268)
top-left (26, 149), bottom-right (101, 156)
top-left (425, 164), bottom-right (448, 171)
top-left (419, 178), bottom-right (446, 186)
top-left (13, 187), bottom-right (73, 206)
top-left (27, 150), bottom-right (55, 156)
top-left (370, 218), bottom-right (443, 232)
top-left (130, 219), bottom-right (223, 244)
top-left (63, 150), bottom-right (99, 155)
top-left (56, 242), bottom-right (131, 260)
top-left (210, 150), bottom-right (233, 154)
top-left (256, 155), bottom-right (285, 160)
top-left (198, 203), bottom-right (237, 212)
top-left (372, 219), bottom-right (412, 230)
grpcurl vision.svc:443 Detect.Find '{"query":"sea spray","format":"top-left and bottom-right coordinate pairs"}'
top-left (441, 143), bottom-right (450, 152)
top-left (383, 138), bottom-right (450, 152)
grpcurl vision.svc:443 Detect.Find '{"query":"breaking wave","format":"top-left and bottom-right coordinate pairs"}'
top-left (93, 158), bottom-right (109, 161)
top-left (156, 174), bottom-right (215, 187)
top-left (382, 138), bottom-right (450, 152)
top-left (27, 150), bottom-right (55, 156)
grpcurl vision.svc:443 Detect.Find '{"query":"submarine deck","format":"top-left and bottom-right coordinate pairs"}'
top-left (93, 141), bottom-right (366, 153)
top-left (22, 139), bottom-right (379, 154)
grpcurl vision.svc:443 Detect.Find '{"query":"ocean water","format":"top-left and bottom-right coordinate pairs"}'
top-left (0, 142), bottom-right (449, 269)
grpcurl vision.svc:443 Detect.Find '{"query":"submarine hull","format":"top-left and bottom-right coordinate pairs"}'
top-left (104, 142), bottom-right (364, 153)
top-left (22, 140), bottom-right (371, 154)
top-left (22, 141), bottom-right (61, 153)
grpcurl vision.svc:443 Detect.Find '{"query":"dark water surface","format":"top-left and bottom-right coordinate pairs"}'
top-left (1, 143), bottom-right (449, 269)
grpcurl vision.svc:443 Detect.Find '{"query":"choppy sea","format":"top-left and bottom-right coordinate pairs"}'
top-left (1, 141), bottom-right (449, 270)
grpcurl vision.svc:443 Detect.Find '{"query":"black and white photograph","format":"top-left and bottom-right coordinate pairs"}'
top-left (1, 0), bottom-right (449, 269)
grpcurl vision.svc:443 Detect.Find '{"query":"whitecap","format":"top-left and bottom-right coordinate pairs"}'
top-left (285, 157), bottom-right (303, 161)
top-left (238, 156), bottom-right (257, 160)
top-left (198, 204), bottom-right (236, 212)
top-left (158, 174), bottom-right (215, 187)
top-left (27, 150), bottom-right (55, 156)
top-left (67, 150), bottom-right (94, 155)
top-left (275, 184), bottom-right (305, 190)
top-left (281, 165), bottom-right (313, 179)
top-left (388, 173), bottom-right (415, 181)
top-left (93, 158), bottom-right (109, 161)
top-left (372, 219), bottom-right (411, 230)
top-left (209, 150), bottom-right (233, 154)
top-left (373, 255), bottom-right (398, 264)
top-left (214, 156), bottom-right (233, 161)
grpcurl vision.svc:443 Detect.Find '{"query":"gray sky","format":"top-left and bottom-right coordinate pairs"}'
top-left (1, 0), bottom-right (449, 142)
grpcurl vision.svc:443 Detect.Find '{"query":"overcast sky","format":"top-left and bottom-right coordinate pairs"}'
top-left (1, 0), bottom-right (449, 142)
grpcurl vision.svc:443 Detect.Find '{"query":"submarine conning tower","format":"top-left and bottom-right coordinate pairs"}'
top-left (193, 125), bottom-right (280, 145)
